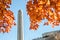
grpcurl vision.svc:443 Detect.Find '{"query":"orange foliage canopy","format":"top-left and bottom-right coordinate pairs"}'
top-left (26, 0), bottom-right (60, 30)
top-left (0, 0), bottom-right (15, 33)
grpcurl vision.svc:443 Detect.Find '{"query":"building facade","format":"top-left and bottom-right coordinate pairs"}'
top-left (33, 30), bottom-right (60, 40)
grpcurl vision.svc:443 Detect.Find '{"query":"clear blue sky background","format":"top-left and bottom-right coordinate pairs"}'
top-left (0, 0), bottom-right (60, 40)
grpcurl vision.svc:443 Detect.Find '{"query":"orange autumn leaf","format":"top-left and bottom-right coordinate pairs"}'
top-left (0, 0), bottom-right (15, 33)
top-left (26, 0), bottom-right (60, 30)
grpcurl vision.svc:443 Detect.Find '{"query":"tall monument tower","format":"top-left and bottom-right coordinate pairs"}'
top-left (18, 10), bottom-right (24, 40)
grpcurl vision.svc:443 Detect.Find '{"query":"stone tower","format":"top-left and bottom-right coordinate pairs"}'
top-left (17, 10), bottom-right (24, 40)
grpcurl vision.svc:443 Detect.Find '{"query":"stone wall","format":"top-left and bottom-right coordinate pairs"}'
top-left (33, 30), bottom-right (60, 40)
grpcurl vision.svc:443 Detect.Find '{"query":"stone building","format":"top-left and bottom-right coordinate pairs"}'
top-left (33, 30), bottom-right (60, 40)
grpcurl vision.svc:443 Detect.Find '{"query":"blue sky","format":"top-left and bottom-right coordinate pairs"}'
top-left (0, 0), bottom-right (60, 40)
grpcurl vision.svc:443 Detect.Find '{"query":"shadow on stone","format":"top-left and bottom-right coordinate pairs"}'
top-left (33, 30), bottom-right (60, 40)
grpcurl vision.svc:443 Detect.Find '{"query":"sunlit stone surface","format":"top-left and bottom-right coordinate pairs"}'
top-left (33, 30), bottom-right (60, 40)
